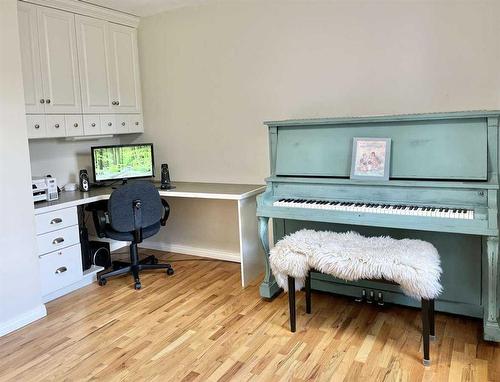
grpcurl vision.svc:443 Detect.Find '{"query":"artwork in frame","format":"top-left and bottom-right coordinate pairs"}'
top-left (350, 137), bottom-right (391, 181)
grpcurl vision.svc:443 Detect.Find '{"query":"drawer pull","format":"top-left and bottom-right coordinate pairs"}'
top-left (55, 266), bottom-right (67, 274)
top-left (50, 218), bottom-right (63, 225)
top-left (52, 237), bottom-right (64, 245)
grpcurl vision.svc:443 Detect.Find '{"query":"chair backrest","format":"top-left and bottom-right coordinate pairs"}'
top-left (107, 181), bottom-right (162, 233)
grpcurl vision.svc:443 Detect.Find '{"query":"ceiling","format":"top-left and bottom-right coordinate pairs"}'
top-left (81, 0), bottom-right (209, 17)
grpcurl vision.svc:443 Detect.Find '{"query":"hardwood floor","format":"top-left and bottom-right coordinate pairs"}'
top-left (0, 250), bottom-right (498, 381)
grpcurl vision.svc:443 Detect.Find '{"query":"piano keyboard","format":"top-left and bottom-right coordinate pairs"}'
top-left (273, 199), bottom-right (474, 219)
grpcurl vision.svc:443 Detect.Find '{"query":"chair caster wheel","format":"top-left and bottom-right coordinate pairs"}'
top-left (134, 282), bottom-right (142, 290)
top-left (167, 268), bottom-right (174, 276)
top-left (98, 278), bottom-right (107, 286)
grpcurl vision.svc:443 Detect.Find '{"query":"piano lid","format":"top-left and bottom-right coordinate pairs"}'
top-left (265, 111), bottom-right (500, 182)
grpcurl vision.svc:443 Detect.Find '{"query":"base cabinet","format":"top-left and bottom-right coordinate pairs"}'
top-left (35, 206), bottom-right (103, 302)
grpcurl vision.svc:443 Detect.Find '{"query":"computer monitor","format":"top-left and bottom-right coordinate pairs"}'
top-left (91, 143), bottom-right (155, 183)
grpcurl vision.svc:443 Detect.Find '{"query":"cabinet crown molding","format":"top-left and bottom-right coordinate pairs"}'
top-left (19, 0), bottom-right (140, 27)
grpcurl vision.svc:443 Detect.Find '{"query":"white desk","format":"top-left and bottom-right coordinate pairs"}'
top-left (34, 182), bottom-right (266, 290)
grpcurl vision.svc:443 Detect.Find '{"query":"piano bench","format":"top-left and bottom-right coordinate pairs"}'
top-left (270, 229), bottom-right (442, 366)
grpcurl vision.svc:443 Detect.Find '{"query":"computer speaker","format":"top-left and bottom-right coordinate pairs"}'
top-left (160, 163), bottom-right (174, 189)
top-left (79, 169), bottom-right (89, 192)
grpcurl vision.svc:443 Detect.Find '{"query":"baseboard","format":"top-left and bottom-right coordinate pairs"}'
top-left (139, 242), bottom-right (241, 263)
top-left (0, 304), bottom-right (47, 337)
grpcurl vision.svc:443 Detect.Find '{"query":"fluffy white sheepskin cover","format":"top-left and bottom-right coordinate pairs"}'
top-left (269, 229), bottom-right (442, 300)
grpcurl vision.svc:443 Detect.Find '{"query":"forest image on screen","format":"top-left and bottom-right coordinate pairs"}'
top-left (94, 145), bottom-right (153, 181)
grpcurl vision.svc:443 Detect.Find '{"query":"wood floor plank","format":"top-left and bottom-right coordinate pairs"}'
top-left (0, 250), bottom-right (498, 382)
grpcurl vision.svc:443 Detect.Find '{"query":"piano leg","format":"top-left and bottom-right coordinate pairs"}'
top-left (484, 236), bottom-right (500, 341)
top-left (258, 216), bottom-right (281, 299)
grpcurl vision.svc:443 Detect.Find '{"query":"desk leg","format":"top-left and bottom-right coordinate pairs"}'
top-left (238, 196), bottom-right (264, 287)
top-left (485, 236), bottom-right (500, 341)
top-left (258, 216), bottom-right (281, 299)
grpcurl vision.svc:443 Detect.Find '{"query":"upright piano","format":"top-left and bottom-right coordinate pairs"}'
top-left (256, 111), bottom-right (500, 341)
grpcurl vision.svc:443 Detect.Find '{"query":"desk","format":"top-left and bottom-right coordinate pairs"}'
top-left (34, 182), bottom-right (265, 301)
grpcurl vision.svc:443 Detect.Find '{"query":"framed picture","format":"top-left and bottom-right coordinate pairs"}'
top-left (350, 137), bottom-right (391, 180)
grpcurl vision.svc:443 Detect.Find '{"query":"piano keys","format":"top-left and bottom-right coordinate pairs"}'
top-left (273, 198), bottom-right (474, 219)
top-left (256, 111), bottom-right (500, 342)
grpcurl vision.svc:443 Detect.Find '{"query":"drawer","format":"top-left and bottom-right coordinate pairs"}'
top-left (39, 244), bottom-right (83, 296)
top-left (100, 114), bottom-right (116, 134)
top-left (46, 115), bottom-right (66, 138)
top-left (26, 115), bottom-right (46, 139)
top-left (65, 115), bottom-right (84, 137)
top-left (37, 225), bottom-right (79, 255)
top-left (128, 114), bottom-right (144, 133)
top-left (115, 115), bottom-right (130, 134)
top-left (83, 115), bottom-right (101, 135)
top-left (35, 207), bottom-right (78, 234)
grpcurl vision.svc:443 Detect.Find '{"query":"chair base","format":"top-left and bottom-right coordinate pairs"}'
top-left (98, 244), bottom-right (174, 289)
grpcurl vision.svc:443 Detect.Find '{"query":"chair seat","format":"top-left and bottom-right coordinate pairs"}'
top-left (105, 221), bottom-right (161, 241)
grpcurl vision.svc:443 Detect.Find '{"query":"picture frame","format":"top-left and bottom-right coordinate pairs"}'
top-left (350, 137), bottom-right (391, 181)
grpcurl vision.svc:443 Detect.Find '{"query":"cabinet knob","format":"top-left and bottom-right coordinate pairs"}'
top-left (91, 123), bottom-right (96, 127)
top-left (40, 99), bottom-right (45, 104)
top-left (34, 124), bottom-right (40, 129)
top-left (112, 101), bottom-right (117, 105)
top-left (116, 101), bottom-right (120, 105)
top-left (74, 123), bottom-right (78, 127)
top-left (121, 122), bottom-right (126, 126)
top-left (55, 123), bottom-right (59, 128)
top-left (135, 122), bottom-right (139, 125)
top-left (108, 122), bottom-right (112, 126)
top-left (55, 266), bottom-right (67, 274)
top-left (52, 237), bottom-right (64, 245)
top-left (46, 99), bottom-right (51, 104)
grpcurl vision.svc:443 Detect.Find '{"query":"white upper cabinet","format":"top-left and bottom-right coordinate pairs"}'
top-left (17, 0), bottom-right (143, 139)
top-left (18, 2), bottom-right (44, 113)
top-left (37, 6), bottom-right (81, 113)
top-left (75, 15), bottom-right (113, 113)
top-left (108, 23), bottom-right (142, 113)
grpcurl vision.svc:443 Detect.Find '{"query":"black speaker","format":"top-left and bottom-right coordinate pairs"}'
top-left (89, 241), bottom-right (111, 269)
top-left (79, 169), bottom-right (90, 192)
top-left (160, 163), bottom-right (175, 189)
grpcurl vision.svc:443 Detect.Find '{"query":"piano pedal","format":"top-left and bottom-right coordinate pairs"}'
top-left (367, 290), bottom-right (375, 304)
top-left (355, 289), bottom-right (367, 303)
top-left (377, 292), bottom-right (385, 306)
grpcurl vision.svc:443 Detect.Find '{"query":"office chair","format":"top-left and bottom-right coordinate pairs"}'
top-left (90, 181), bottom-right (174, 289)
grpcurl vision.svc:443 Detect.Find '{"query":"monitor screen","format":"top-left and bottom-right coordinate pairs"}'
top-left (91, 144), bottom-right (154, 182)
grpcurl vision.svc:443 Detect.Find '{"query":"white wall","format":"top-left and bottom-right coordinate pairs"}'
top-left (138, 0), bottom-right (500, 185)
top-left (135, 0), bottom-right (500, 256)
top-left (0, 0), bottom-right (46, 336)
top-left (29, 136), bottom-right (127, 186)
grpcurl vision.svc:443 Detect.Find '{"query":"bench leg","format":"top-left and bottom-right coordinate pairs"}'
top-left (288, 276), bottom-right (296, 332)
top-left (421, 298), bottom-right (431, 366)
top-left (305, 271), bottom-right (312, 314)
top-left (429, 299), bottom-right (436, 340)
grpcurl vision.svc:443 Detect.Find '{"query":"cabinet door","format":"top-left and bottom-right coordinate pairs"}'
top-left (75, 15), bottom-right (113, 114)
top-left (18, 2), bottom-right (44, 113)
top-left (108, 23), bottom-right (142, 113)
top-left (37, 7), bottom-right (81, 114)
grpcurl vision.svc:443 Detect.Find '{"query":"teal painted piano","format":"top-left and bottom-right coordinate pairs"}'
top-left (256, 111), bottom-right (500, 342)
